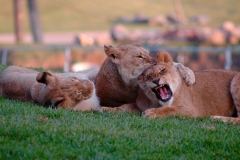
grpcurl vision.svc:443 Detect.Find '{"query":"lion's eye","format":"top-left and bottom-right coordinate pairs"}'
top-left (159, 68), bottom-right (165, 74)
top-left (71, 77), bottom-right (79, 82)
top-left (53, 99), bottom-right (64, 108)
top-left (147, 74), bottom-right (152, 79)
top-left (137, 55), bottom-right (144, 59)
top-left (55, 99), bottom-right (64, 106)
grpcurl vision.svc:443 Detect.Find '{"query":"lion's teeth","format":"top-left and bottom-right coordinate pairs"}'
top-left (153, 84), bottom-right (165, 90)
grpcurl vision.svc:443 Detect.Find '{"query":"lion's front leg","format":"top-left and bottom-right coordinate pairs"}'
top-left (211, 116), bottom-right (240, 124)
top-left (173, 62), bottom-right (195, 85)
top-left (143, 105), bottom-right (192, 118)
top-left (99, 103), bottom-right (141, 113)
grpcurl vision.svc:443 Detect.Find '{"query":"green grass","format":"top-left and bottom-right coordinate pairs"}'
top-left (0, 0), bottom-right (240, 33)
top-left (0, 66), bottom-right (240, 159)
top-left (1, 98), bottom-right (240, 159)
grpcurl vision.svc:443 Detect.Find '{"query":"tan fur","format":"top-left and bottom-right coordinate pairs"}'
top-left (139, 52), bottom-right (240, 124)
top-left (0, 66), bottom-right (100, 111)
top-left (97, 43), bottom-right (195, 113)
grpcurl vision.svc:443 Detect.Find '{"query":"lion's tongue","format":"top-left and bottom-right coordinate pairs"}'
top-left (159, 87), bottom-right (168, 99)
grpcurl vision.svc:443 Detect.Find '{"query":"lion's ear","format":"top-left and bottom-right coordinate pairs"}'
top-left (156, 51), bottom-right (173, 65)
top-left (104, 45), bottom-right (123, 64)
top-left (36, 72), bottom-right (54, 85)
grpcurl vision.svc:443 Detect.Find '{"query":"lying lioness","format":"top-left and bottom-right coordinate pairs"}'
top-left (0, 66), bottom-right (100, 111)
top-left (138, 51), bottom-right (240, 123)
top-left (97, 43), bottom-right (196, 112)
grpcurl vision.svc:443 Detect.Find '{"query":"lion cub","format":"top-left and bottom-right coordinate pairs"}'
top-left (139, 51), bottom-right (240, 123)
top-left (0, 66), bottom-right (100, 111)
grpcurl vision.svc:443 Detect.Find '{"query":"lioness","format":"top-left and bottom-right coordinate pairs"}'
top-left (0, 66), bottom-right (100, 111)
top-left (139, 51), bottom-right (240, 123)
top-left (96, 43), bottom-right (155, 107)
top-left (97, 43), bottom-right (196, 112)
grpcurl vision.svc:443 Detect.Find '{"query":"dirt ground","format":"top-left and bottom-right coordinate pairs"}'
top-left (0, 31), bottom-right (110, 44)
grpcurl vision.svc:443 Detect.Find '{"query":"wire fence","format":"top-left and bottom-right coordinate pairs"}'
top-left (0, 45), bottom-right (239, 72)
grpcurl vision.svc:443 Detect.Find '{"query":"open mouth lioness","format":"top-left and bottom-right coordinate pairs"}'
top-left (137, 51), bottom-right (240, 124)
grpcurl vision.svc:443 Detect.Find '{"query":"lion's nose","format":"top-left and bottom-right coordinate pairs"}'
top-left (145, 58), bottom-right (156, 65)
top-left (152, 78), bottom-right (160, 85)
top-left (151, 59), bottom-right (157, 65)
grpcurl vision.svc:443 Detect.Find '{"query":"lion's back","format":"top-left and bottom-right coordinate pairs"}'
top-left (192, 69), bottom-right (237, 116)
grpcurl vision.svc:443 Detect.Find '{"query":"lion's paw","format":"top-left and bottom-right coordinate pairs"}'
top-left (142, 108), bottom-right (159, 118)
top-left (183, 70), bottom-right (195, 86)
top-left (99, 107), bottom-right (117, 112)
top-left (175, 63), bottom-right (195, 85)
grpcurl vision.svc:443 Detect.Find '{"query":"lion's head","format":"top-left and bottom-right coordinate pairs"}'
top-left (104, 43), bottom-right (155, 83)
top-left (138, 51), bottom-right (182, 106)
top-left (33, 72), bottom-right (94, 109)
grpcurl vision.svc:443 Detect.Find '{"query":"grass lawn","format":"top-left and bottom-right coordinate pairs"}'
top-left (0, 65), bottom-right (240, 159)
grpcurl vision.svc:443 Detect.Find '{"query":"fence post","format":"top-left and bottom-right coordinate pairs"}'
top-left (64, 47), bottom-right (71, 72)
top-left (1, 49), bottom-right (8, 65)
top-left (27, 0), bottom-right (43, 43)
top-left (224, 45), bottom-right (232, 70)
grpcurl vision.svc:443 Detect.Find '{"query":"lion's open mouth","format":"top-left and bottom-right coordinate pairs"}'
top-left (152, 84), bottom-right (172, 102)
